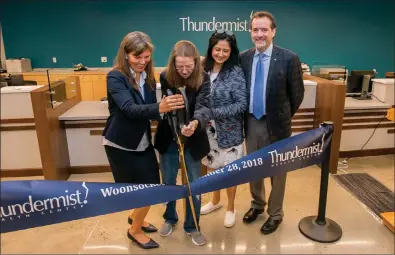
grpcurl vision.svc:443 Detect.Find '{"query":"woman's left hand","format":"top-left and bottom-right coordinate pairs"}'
top-left (181, 120), bottom-right (198, 137)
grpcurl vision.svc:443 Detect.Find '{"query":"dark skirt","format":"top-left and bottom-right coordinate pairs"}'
top-left (104, 144), bottom-right (160, 184)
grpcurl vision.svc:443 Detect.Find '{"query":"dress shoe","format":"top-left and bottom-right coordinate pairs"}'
top-left (243, 208), bottom-right (264, 223)
top-left (128, 217), bottom-right (158, 233)
top-left (127, 230), bottom-right (159, 249)
top-left (260, 217), bottom-right (282, 235)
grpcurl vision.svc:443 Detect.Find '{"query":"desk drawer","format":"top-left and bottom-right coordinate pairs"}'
top-left (92, 75), bottom-right (106, 81)
top-left (50, 74), bottom-right (72, 81)
top-left (77, 75), bottom-right (92, 82)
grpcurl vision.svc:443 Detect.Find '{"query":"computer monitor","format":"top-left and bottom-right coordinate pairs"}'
top-left (347, 70), bottom-right (376, 94)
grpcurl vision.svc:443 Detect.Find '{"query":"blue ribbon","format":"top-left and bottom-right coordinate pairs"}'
top-left (0, 125), bottom-right (332, 233)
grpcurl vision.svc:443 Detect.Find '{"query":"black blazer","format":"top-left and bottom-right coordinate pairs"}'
top-left (154, 71), bottom-right (212, 161)
top-left (102, 69), bottom-right (160, 149)
top-left (239, 44), bottom-right (305, 142)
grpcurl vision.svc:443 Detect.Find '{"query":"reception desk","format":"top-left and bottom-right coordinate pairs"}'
top-left (1, 86), bottom-right (45, 176)
top-left (59, 102), bottom-right (109, 170)
top-left (1, 75), bottom-right (392, 178)
top-left (58, 80), bottom-right (318, 173)
top-left (339, 97), bottom-right (394, 157)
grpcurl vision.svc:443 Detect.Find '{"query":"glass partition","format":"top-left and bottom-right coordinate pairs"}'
top-left (40, 69), bottom-right (78, 108)
top-left (46, 76), bottom-right (77, 108)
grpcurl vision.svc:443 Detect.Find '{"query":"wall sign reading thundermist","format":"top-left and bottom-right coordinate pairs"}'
top-left (179, 17), bottom-right (249, 32)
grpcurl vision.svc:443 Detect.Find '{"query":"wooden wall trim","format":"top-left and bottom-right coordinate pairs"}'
top-left (90, 130), bottom-right (103, 136)
top-left (292, 121), bottom-right (314, 126)
top-left (90, 129), bottom-right (158, 136)
top-left (65, 123), bottom-right (106, 129)
top-left (343, 117), bottom-right (392, 124)
top-left (1, 168), bottom-right (43, 177)
top-left (344, 111), bottom-right (388, 117)
top-left (297, 108), bottom-right (315, 113)
top-left (292, 127), bottom-right (313, 132)
top-left (342, 123), bottom-right (394, 130)
top-left (69, 165), bottom-right (111, 174)
top-left (0, 125), bottom-right (36, 131)
top-left (339, 148), bottom-right (395, 158)
top-left (388, 129), bottom-right (395, 134)
top-left (292, 115), bottom-right (314, 120)
top-left (68, 124), bottom-right (157, 132)
top-left (0, 165), bottom-right (111, 177)
top-left (1, 118), bottom-right (35, 124)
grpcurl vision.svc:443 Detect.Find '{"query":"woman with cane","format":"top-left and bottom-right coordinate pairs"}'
top-left (103, 31), bottom-right (184, 249)
top-left (200, 30), bottom-right (247, 228)
top-left (154, 40), bottom-right (212, 246)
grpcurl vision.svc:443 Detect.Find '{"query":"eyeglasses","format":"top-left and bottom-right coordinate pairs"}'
top-left (215, 29), bottom-right (235, 38)
top-left (175, 64), bottom-right (195, 71)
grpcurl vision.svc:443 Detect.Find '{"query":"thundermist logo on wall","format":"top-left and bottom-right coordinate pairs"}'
top-left (268, 133), bottom-right (326, 167)
top-left (179, 11), bottom-right (255, 32)
top-left (179, 16), bottom-right (249, 32)
top-left (0, 182), bottom-right (89, 222)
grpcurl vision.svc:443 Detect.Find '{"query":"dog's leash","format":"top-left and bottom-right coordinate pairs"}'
top-left (166, 88), bottom-right (199, 234)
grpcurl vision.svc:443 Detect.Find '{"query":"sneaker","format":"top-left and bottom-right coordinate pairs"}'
top-left (224, 210), bottom-right (236, 228)
top-left (200, 202), bottom-right (222, 215)
top-left (159, 222), bottom-right (174, 237)
top-left (185, 231), bottom-right (206, 246)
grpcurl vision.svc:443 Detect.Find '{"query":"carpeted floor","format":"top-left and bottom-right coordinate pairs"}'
top-left (332, 173), bottom-right (394, 217)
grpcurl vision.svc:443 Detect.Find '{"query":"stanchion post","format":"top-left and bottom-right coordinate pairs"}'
top-left (298, 121), bottom-right (342, 243)
top-left (316, 126), bottom-right (331, 225)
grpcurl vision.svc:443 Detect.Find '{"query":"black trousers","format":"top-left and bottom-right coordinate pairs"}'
top-left (104, 144), bottom-right (160, 184)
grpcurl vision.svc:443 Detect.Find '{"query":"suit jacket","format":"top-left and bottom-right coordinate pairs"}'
top-left (102, 69), bottom-right (160, 150)
top-left (239, 44), bottom-right (304, 142)
top-left (154, 70), bottom-right (212, 161)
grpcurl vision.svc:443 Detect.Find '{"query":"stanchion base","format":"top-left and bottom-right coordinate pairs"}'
top-left (299, 216), bottom-right (342, 243)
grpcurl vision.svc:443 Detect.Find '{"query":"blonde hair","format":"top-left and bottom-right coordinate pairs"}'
top-left (165, 40), bottom-right (203, 90)
top-left (114, 31), bottom-right (156, 90)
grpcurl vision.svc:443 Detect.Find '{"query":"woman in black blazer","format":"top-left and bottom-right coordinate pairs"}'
top-left (102, 31), bottom-right (184, 249)
top-left (154, 40), bottom-right (212, 246)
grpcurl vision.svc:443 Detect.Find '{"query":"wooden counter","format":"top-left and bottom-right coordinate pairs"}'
top-left (6, 67), bottom-right (166, 101)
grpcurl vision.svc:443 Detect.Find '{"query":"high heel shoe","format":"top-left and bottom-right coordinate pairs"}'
top-left (128, 217), bottom-right (158, 233)
top-left (127, 230), bottom-right (159, 249)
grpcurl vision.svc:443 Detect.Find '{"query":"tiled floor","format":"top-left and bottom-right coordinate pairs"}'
top-left (1, 155), bottom-right (394, 254)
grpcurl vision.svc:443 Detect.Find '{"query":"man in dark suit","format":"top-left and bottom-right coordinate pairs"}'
top-left (239, 11), bottom-right (304, 235)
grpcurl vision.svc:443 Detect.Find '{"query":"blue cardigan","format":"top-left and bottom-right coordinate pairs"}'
top-left (102, 69), bottom-right (160, 150)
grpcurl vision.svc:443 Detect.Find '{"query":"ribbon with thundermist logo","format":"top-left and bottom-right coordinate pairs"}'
top-left (0, 124), bottom-right (332, 233)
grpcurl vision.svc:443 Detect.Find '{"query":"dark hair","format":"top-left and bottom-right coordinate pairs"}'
top-left (202, 30), bottom-right (240, 76)
top-left (250, 11), bottom-right (276, 30)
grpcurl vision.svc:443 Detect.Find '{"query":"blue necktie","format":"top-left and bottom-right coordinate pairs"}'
top-left (253, 53), bottom-right (265, 119)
